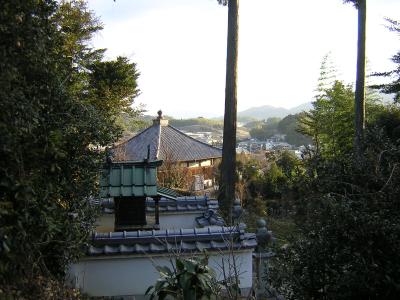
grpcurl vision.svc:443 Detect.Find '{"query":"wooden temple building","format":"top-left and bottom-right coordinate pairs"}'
top-left (112, 111), bottom-right (222, 191)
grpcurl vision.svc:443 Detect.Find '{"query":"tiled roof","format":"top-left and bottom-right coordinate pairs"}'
top-left (97, 196), bottom-right (219, 213)
top-left (99, 160), bottom-right (162, 198)
top-left (113, 123), bottom-right (222, 162)
top-left (88, 226), bottom-right (256, 256)
top-left (157, 186), bottom-right (181, 200)
top-left (146, 196), bottom-right (219, 213)
top-left (195, 209), bottom-right (225, 227)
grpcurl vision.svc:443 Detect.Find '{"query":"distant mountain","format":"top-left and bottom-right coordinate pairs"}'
top-left (237, 102), bottom-right (312, 121)
top-left (289, 102), bottom-right (313, 114)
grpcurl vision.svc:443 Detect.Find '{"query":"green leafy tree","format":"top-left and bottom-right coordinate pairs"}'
top-left (54, 0), bottom-right (141, 123)
top-left (314, 53), bottom-right (338, 99)
top-left (0, 0), bottom-right (140, 297)
top-left (87, 56), bottom-right (140, 117)
top-left (299, 81), bottom-right (355, 158)
top-left (300, 78), bottom-right (384, 159)
top-left (298, 54), bottom-right (338, 152)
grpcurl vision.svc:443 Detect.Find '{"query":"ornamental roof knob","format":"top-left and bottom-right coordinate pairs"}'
top-left (256, 218), bottom-right (266, 228)
top-left (153, 110), bottom-right (169, 126)
top-left (256, 218), bottom-right (272, 249)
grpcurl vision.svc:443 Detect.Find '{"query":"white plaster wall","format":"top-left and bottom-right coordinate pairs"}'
top-left (95, 212), bottom-right (203, 232)
top-left (200, 160), bottom-right (211, 167)
top-left (67, 250), bottom-right (253, 298)
top-left (158, 212), bottom-right (203, 229)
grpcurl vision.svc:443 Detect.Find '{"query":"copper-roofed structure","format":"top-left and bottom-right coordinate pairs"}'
top-left (113, 110), bottom-right (222, 164)
top-left (68, 147), bottom-right (260, 298)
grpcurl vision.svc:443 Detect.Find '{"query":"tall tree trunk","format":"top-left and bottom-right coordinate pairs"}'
top-left (354, 0), bottom-right (366, 159)
top-left (220, 0), bottom-right (239, 223)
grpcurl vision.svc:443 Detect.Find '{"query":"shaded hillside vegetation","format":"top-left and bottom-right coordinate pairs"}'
top-left (248, 114), bottom-right (312, 146)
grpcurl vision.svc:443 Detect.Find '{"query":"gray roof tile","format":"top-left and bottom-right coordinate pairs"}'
top-left (146, 196), bottom-right (219, 213)
top-left (89, 226), bottom-right (257, 256)
top-left (98, 196), bottom-right (219, 214)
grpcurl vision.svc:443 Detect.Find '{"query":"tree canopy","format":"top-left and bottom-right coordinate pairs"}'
top-left (372, 19), bottom-right (400, 102)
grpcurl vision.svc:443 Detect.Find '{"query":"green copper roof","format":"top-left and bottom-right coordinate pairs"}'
top-left (157, 187), bottom-right (181, 200)
top-left (100, 160), bottom-right (163, 198)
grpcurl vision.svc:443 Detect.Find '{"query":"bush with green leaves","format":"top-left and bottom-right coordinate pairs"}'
top-left (146, 257), bottom-right (219, 300)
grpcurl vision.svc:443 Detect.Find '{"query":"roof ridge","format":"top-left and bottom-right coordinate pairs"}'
top-left (167, 125), bottom-right (222, 151)
top-left (93, 226), bottom-right (242, 240)
top-left (155, 124), bottom-right (161, 159)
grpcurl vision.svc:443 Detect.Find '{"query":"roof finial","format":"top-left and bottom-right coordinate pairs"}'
top-left (153, 110), bottom-right (168, 126)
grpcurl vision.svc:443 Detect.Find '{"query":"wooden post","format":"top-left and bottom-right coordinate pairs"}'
top-left (155, 196), bottom-right (160, 226)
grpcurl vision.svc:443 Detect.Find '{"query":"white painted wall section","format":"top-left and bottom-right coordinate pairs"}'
top-left (67, 250), bottom-right (253, 298)
top-left (158, 211), bottom-right (203, 229)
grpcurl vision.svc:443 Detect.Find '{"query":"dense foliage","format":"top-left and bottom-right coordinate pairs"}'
top-left (268, 51), bottom-right (400, 298)
top-left (299, 79), bottom-right (383, 158)
top-left (271, 108), bottom-right (400, 299)
top-left (236, 150), bottom-right (303, 227)
top-left (169, 117), bottom-right (223, 130)
top-left (299, 81), bottom-right (355, 156)
top-left (0, 0), bottom-right (139, 297)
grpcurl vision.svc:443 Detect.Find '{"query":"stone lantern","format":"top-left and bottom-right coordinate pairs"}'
top-left (254, 218), bottom-right (274, 297)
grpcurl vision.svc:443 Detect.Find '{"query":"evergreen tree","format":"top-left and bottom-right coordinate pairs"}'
top-left (298, 55), bottom-right (339, 154)
top-left (371, 19), bottom-right (400, 102)
top-left (314, 53), bottom-right (338, 99)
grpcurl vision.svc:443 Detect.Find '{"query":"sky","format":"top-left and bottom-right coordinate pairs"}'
top-left (87, 0), bottom-right (400, 118)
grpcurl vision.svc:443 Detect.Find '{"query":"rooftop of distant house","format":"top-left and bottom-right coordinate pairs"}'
top-left (113, 110), bottom-right (222, 162)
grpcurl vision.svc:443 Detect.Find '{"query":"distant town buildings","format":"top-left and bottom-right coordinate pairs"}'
top-left (236, 137), bottom-right (292, 154)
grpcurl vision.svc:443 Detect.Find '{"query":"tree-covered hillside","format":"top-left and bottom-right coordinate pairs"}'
top-left (247, 115), bottom-right (312, 146)
top-left (169, 117), bottom-right (223, 130)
